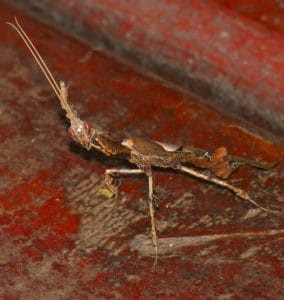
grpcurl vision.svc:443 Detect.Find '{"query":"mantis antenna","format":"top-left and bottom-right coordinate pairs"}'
top-left (6, 17), bottom-right (79, 126)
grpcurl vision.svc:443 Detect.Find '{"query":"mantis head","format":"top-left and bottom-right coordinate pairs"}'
top-left (68, 117), bottom-right (92, 149)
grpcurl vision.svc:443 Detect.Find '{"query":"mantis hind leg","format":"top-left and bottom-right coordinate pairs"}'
top-left (179, 165), bottom-right (278, 213)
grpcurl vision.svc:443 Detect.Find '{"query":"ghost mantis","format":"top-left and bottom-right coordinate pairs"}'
top-left (7, 18), bottom-right (279, 258)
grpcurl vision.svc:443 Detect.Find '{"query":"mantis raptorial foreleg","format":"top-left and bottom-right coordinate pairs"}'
top-left (105, 168), bottom-right (158, 257)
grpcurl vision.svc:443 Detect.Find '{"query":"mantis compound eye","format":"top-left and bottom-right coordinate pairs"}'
top-left (82, 121), bottom-right (91, 135)
top-left (68, 127), bottom-right (79, 142)
top-left (68, 121), bottom-right (91, 142)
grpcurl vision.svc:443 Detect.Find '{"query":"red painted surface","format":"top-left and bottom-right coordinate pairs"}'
top-left (0, 1), bottom-right (283, 299)
top-left (216, 0), bottom-right (284, 34)
top-left (6, 0), bottom-right (284, 134)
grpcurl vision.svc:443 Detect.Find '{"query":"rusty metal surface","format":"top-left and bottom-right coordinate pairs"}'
top-left (0, 2), bottom-right (283, 299)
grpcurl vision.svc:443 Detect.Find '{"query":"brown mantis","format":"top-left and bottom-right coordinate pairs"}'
top-left (7, 18), bottom-right (279, 258)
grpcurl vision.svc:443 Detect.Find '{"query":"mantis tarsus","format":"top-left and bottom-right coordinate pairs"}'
top-left (7, 18), bottom-right (279, 258)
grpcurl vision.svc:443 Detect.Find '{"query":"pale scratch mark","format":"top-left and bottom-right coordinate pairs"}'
top-left (131, 229), bottom-right (284, 256)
